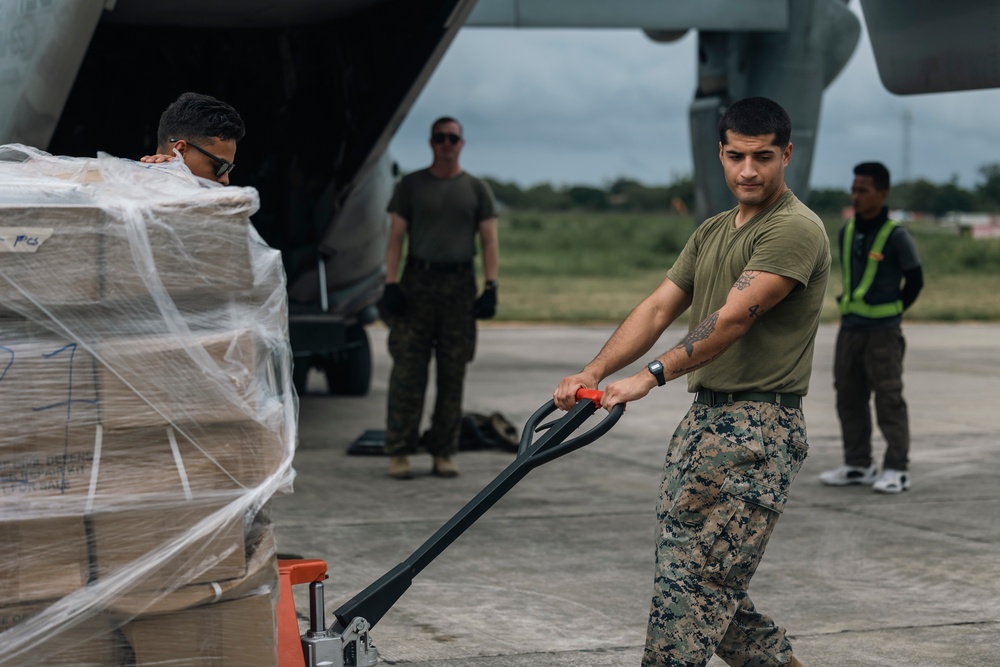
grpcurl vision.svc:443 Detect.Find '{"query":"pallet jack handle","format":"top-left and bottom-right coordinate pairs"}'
top-left (329, 389), bottom-right (624, 635)
top-left (517, 388), bottom-right (621, 459)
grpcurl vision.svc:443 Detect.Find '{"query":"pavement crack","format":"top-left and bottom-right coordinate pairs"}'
top-left (790, 618), bottom-right (1000, 639)
top-left (385, 643), bottom-right (639, 665)
top-left (803, 502), bottom-right (998, 545)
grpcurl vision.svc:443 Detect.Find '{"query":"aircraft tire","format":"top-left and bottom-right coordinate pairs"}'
top-left (292, 357), bottom-right (311, 396)
top-left (325, 325), bottom-right (371, 396)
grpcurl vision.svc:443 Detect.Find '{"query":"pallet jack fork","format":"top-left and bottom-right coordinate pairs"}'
top-left (276, 389), bottom-right (624, 667)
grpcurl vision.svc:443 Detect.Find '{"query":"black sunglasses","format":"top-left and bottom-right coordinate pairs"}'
top-left (170, 138), bottom-right (235, 178)
top-left (431, 132), bottom-right (462, 145)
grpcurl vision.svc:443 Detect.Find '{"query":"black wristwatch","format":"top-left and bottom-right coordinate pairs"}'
top-left (485, 280), bottom-right (498, 290)
top-left (647, 359), bottom-right (666, 386)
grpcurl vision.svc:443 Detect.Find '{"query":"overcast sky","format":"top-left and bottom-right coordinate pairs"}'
top-left (387, 1), bottom-right (1000, 191)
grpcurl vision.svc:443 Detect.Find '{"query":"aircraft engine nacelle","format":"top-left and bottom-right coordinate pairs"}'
top-left (689, 0), bottom-right (860, 219)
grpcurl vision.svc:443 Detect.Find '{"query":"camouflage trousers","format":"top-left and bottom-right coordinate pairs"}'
top-left (643, 400), bottom-right (809, 667)
top-left (385, 264), bottom-right (477, 457)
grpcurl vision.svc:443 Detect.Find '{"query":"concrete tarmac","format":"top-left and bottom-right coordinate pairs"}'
top-left (272, 323), bottom-right (1000, 667)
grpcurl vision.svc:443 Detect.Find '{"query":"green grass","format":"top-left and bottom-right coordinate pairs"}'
top-left (491, 211), bottom-right (696, 322)
top-left (480, 210), bottom-right (1000, 323)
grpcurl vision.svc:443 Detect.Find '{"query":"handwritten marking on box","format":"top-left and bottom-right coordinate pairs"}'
top-left (0, 228), bottom-right (54, 252)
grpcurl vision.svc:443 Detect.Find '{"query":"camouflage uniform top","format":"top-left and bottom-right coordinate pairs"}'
top-left (667, 190), bottom-right (830, 396)
top-left (388, 168), bottom-right (496, 263)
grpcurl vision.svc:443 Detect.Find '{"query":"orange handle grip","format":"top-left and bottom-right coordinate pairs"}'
top-left (575, 388), bottom-right (604, 403)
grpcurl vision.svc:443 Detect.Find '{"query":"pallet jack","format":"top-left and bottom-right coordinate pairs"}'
top-left (276, 389), bottom-right (624, 667)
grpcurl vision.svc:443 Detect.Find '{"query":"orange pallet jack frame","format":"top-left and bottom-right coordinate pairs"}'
top-left (276, 557), bottom-right (378, 667)
top-left (274, 389), bottom-right (622, 667)
top-left (277, 559), bottom-right (328, 667)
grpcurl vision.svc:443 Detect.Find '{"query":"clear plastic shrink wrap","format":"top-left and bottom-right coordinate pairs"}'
top-left (0, 145), bottom-right (296, 666)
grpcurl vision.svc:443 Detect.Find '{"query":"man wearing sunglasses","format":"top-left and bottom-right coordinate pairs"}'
top-left (381, 116), bottom-right (499, 480)
top-left (140, 92), bottom-right (244, 185)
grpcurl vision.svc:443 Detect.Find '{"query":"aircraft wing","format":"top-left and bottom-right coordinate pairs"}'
top-left (467, 0), bottom-right (788, 30)
top-left (861, 0), bottom-right (1000, 94)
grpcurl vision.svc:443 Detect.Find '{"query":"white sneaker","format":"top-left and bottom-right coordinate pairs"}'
top-left (819, 464), bottom-right (878, 486)
top-left (873, 469), bottom-right (911, 494)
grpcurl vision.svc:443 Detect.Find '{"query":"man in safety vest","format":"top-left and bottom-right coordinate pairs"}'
top-left (820, 162), bottom-right (923, 493)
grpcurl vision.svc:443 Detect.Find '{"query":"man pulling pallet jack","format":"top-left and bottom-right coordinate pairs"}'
top-left (279, 96), bottom-right (828, 667)
top-left (554, 96), bottom-right (828, 667)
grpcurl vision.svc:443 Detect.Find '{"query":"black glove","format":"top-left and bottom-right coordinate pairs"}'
top-left (473, 284), bottom-right (497, 319)
top-left (381, 283), bottom-right (406, 317)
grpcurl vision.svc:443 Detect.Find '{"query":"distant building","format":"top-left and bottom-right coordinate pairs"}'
top-left (942, 212), bottom-right (1000, 239)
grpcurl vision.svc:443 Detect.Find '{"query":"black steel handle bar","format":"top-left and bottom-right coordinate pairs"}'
top-left (517, 390), bottom-right (624, 463)
top-left (331, 389), bottom-right (624, 633)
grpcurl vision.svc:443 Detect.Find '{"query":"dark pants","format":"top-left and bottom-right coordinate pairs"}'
top-left (833, 327), bottom-right (909, 471)
top-left (385, 264), bottom-right (476, 457)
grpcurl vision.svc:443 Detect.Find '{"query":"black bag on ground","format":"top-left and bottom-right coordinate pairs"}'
top-left (347, 413), bottom-right (520, 455)
top-left (459, 412), bottom-right (519, 452)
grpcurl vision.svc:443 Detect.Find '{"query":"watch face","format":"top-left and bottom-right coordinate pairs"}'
top-left (647, 360), bottom-right (665, 385)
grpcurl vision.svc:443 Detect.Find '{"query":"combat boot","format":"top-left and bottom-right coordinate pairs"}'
top-left (432, 456), bottom-right (459, 478)
top-left (389, 455), bottom-right (412, 480)
top-left (788, 656), bottom-right (806, 667)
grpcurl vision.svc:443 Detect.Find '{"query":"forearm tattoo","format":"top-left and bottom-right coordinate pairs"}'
top-left (673, 311), bottom-right (719, 357)
top-left (671, 349), bottom-right (725, 375)
top-left (734, 270), bottom-right (760, 291)
top-left (748, 304), bottom-right (765, 319)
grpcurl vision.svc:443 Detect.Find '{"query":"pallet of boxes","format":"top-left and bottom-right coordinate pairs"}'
top-left (0, 145), bottom-right (296, 666)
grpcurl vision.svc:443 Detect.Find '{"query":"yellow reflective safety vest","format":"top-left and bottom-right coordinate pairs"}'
top-left (839, 218), bottom-right (904, 318)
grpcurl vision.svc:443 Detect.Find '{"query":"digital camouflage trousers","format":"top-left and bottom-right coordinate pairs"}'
top-left (643, 400), bottom-right (809, 667)
top-left (385, 264), bottom-right (476, 457)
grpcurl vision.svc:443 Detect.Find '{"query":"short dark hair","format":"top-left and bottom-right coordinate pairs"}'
top-left (430, 116), bottom-right (463, 136)
top-left (718, 96), bottom-right (791, 147)
top-left (156, 92), bottom-right (245, 148)
top-left (853, 161), bottom-right (891, 191)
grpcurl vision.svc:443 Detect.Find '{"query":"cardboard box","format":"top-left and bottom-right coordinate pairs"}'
top-left (96, 329), bottom-right (261, 431)
top-left (90, 501), bottom-right (248, 591)
top-left (0, 515), bottom-right (89, 606)
top-left (0, 329), bottom-right (103, 439)
top-left (108, 526), bottom-right (278, 617)
top-left (0, 421), bottom-right (286, 509)
top-left (102, 200), bottom-right (255, 300)
top-left (0, 501), bottom-right (248, 607)
top-left (0, 197), bottom-right (256, 312)
top-left (0, 328), bottom-right (266, 437)
top-left (122, 593), bottom-right (277, 667)
top-left (0, 599), bottom-right (117, 667)
top-left (0, 205), bottom-right (104, 310)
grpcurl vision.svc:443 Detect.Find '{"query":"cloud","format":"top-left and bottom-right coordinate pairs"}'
top-left (813, 0), bottom-right (1000, 187)
top-left (390, 3), bottom-right (1000, 191)
top-left (392, 29), bottom-right (696, 186)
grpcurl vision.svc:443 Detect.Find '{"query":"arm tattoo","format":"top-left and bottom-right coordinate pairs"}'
top-left (671, 349), bottom-right (725, 375)
top-left (734, 271), bottom-right (760, 291)
top-left (673, 311), bottom-right (719, 357)
top-left (748, 304), bottom-right (765, 319)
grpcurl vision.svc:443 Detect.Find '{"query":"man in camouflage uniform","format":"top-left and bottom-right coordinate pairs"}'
top-left (555, 97), bottom-right (830, 666)
top-left (381, 116), bottom-right (498, 480)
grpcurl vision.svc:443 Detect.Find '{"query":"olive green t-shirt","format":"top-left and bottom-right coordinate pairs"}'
top-left (388, 169), bottom-right (496, 263)
top-left (666, 190), bottom-right (831, 396)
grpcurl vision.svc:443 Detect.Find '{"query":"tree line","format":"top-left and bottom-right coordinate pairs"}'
top-left (485, 163), bottom-right (1000, 216)
top-left (484, 176), bottom-right (696, 214)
